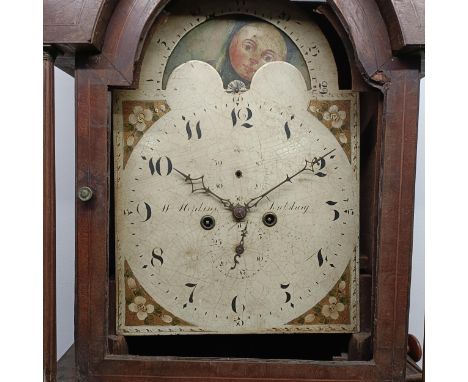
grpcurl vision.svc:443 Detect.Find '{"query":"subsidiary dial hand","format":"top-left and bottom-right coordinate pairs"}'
top-left (245, 148), bottom-right (336, 210)
top-left (173, 167), bottom-right (235, 209)
top-left (231, 222), bottom-right (249, 270)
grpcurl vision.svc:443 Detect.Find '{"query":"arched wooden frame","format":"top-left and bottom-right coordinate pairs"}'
top-left (72, 0), bottom-right (421, 380)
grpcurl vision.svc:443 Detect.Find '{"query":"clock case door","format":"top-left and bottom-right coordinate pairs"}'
top-left (71, 1), bottom-right (422, 380)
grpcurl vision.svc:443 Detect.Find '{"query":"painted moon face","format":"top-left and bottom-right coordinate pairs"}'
top-left (229, 22), bottom-right (287, 81)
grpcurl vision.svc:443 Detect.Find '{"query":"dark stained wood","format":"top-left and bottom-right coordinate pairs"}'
top-left (43, 0), bottom-right (424, 56)
top-left (44, 0), bottom-right (117, 51)
top-left (108, 280), bottom-right (128, 355)
top-left (55, 54), bottom-right (76, 77)
top-left (82, 0), bottom-right (171, 86)
top-left (373, 65), bottom-right (420, 381)
top-left (348, 332), bottom-right (372, 361)
top-left (375, 0), bottom-right (424, 53)
top-left (57, 344), bottom-right (424, 382)
top-left (59, 343), bottom-right (423, 382)
top-left (75, 68), bottom-right (111, 378)
top-left (407, 334), bottom-right (422, 363)
top-left (358, 275), bottom-right (373, 333)
top-left (57, 345), bottom-right (76, 382)
top-left (42, 0), bottom-right (425, 380)
top-left (329, 0), bottom-right (393, 80)
top-left (44, 46), bottom-right (58, 382)
top-left (405, 356), bottom-right (422, 382)
top-left (315, 5), bottom-right (371, 93)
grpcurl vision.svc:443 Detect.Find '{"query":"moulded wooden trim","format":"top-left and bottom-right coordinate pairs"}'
top-left (329, 0), bottom-right (393, 82)
top-left (43, 0), bottom-right (424, 55)
top-left (44, 46), bottom-right (58, 382)
top-left (43, 0), bottom-right (117, 51)
top-left (372, 67), bottom-right (420, 381)
top-left (83, 0), bottom-right (171, 86)
top-left (375, 0), bottom-right (424, 53)
top-left (91, 355), bottom-right (378, 380)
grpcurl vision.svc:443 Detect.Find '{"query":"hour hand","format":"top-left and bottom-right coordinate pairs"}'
top-left (231, 222), bottom-right (249, 270)
top-left (173, 167), bottom-right (234, 210)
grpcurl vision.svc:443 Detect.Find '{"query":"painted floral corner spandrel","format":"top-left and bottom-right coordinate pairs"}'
top-left (121, 101), bottom-right (170, 168)
top-left (308, 100), bottom-right (351, 162)
top-left (124, 261), bottom-right (193, 327)
top-left (288, 265), bottom-right (351, 326)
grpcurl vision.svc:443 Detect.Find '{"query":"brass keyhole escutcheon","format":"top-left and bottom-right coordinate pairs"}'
top-left (78, 186), bottom-right (93, 202)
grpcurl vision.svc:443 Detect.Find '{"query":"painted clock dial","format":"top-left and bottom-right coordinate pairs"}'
top-left (114, 0), bottom-right (359, 335)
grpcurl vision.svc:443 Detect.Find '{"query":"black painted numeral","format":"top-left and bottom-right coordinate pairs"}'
top-left (149, 156), bottom-right (172, 176)
top-left (231, 296), bottom-right (246, 314)
top-left (333, 210), bottom-right (340, 221)
top-left (284, 122), bottom-right (291, 139)
top-left (151, 247), bottom-right (164, 266)
top-left (186, 121), bottom-right (202, 140)
top-left (317, 248), bottom-right (324, 267)
top-left (231, 107), bottom-right (253, 128)
top-left (183, 283), bottom-right (197, 308)
top-left (280, 283), bottom-right (294, 308)
top-left (136, 202), bottom-right (152, 222)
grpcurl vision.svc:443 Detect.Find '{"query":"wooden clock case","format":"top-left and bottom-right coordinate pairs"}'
top-left (43, 0), bottom-right (424, 381)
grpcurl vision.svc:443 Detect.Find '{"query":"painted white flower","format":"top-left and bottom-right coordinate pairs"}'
top-left (338, 280), bottom-right (346, 291)
top-left (160, 314), bottom-right (173, 324)
top-left (127, 277), bottom-right (137, 290)
top-left (126, 135), bottom-right (135, 147)
top-left (304, 313), bottom-right (315, 323)
top-left (128, 296), bottom-right (154, 321)
top-left (321, 296), bottom-right (345, 320)
top-left (128, 106), bottom-right (153, 132)
top-left (323, 105), bottom-right (346, 129)
top-left (338, 133), bottom-right (348, 144)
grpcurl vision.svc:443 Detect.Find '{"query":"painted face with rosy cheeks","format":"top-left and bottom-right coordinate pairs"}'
top-left (229, 22), bottom-right (287, 82)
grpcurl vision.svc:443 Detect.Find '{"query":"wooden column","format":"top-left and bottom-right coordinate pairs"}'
top-left (43, 46), bottom-right (57, 382)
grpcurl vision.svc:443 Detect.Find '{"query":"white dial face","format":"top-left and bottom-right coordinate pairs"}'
top-left (116, 61), bottom-right (358, 333)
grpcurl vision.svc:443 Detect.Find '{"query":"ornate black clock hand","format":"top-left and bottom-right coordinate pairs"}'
top-left (231, 222), bottom-right (249, 270)
top-left (245, 148), bottom-right (336, 210)
top-left (173, 167), bottom-right (235, 210)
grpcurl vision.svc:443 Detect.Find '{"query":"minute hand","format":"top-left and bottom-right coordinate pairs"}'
top-left (245, 149), bottom-right (336, 210)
